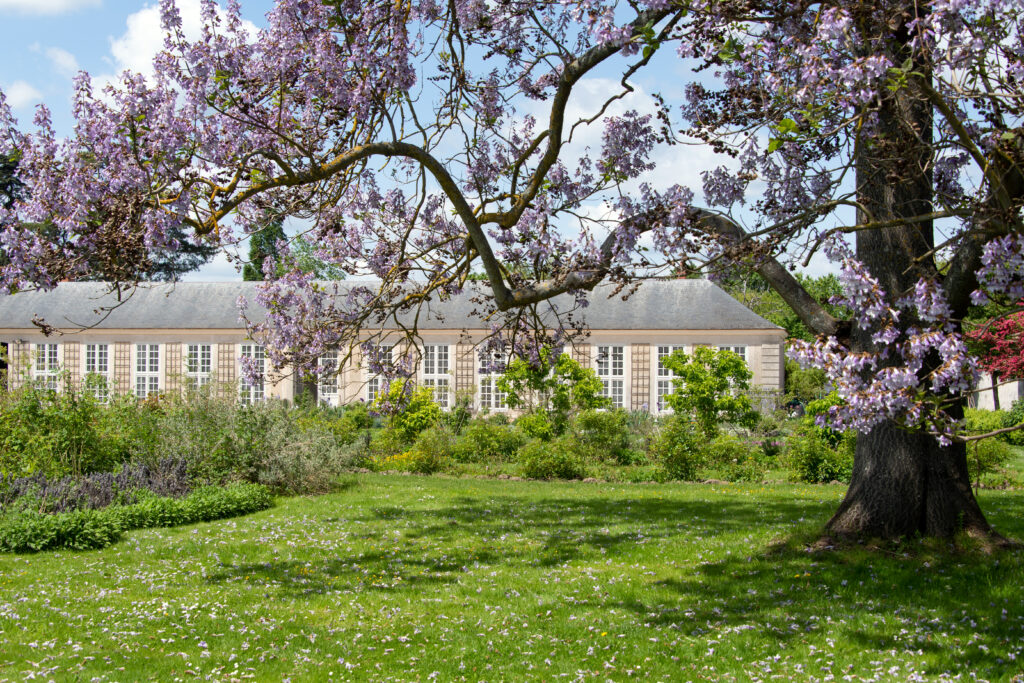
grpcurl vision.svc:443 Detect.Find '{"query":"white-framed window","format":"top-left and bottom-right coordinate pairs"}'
top-left (185, 343), bottom-right (213, 389)
top-left (239, 343), bottom-right (266, 404)
top-left (422, 344), bottom-right (450, 408)
top-left (656, 344), bottom-right (686, 412)
top-left (718, 345), bottom-right (747, 362)
top-left (318, 350), bottom-right (339, 405)
top-left (135, 343), bottom-right (160, 399)
top-left (477, 350), bottom-right (507, 411)
top-left (33, 343), bottom-right (60, 391)
top-left (365, 344), bottom-right (393, 404)
top-left (596, 345), bottom-right (625, 408)
top-left (84, 343), bottom-right (111, 402)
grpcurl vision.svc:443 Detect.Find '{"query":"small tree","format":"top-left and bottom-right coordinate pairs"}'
top-left (242, 217), bottom-right (286, 282)
top-left (966, 311), bottom-right (1024, 410)
top-left (497, 349), bottom-right (608, 434)
top-left (662, 347), bottom-right (759, 440)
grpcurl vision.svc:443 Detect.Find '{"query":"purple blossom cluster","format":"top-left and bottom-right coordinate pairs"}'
top-left (790, 256), bottom-right (980, 444)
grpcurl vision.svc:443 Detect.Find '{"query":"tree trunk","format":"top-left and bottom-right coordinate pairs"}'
top-left (992, 372), bottom-right (1001, 411)
top-left (826, 414), bottom-right (992, 538)
top-left (824, 3), bottom-right (999, 541)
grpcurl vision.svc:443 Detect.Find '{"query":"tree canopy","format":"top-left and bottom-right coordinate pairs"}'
top-left (2, 0), bottom-right (1023, 540)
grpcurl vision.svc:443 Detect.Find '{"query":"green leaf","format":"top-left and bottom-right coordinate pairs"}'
top-left (776, 118), bottom-right (798, 134)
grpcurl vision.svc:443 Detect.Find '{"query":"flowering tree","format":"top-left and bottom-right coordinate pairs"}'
top-left (967, 312), bottom-right (1024, 409)
top-left (1, 0), bottom-right (1023, 542)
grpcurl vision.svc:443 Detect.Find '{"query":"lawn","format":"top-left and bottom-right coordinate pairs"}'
top-left (1, 475), bottom-right (1022, 682)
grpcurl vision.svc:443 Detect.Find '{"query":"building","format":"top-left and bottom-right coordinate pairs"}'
top-left (0, 279), bottom-right (786, 412)
top-left (969, 374), bottom-right (1024, 412)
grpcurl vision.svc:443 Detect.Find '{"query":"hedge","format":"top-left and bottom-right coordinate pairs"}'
top-left (0, 483), bottom-right (273, 553)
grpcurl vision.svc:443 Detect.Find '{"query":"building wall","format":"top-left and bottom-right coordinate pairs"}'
top-left (969, 374), bottom-right (1024, 412)
top-left (0, 327), bottom-right (786, 411)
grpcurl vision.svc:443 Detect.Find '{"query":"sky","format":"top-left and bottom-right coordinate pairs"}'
top-left (0, 0), bottom-right (837, 283)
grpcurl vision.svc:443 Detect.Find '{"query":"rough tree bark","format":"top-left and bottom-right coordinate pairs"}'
top-left (823, 6), bottom-right (995, 540)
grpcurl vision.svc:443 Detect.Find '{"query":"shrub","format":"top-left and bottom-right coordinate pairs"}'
top-left (966, 438), bottom-right (1013, 486)
top-left (786, 428), bottom-right (854, 484)
top-left (452, 420), bottom-right (525, 462)
top-left (570, 409), bottom-right (633, 464)
top-left (965, 408), bottom-right (1010, 441)
top-left (295, 408), bottom-right (362, 446)
top-left (153, 398), bottom-right (356, 494)
top-left (368, 449), bottom-right (445, 474)
top-left (1004, 399), bottom-right (1024, 445)
top-left (0, 382), bottom-right (125, 479)
top-left (372, 381), bottom-right (442, 441)
top-left (706, 434), bottom-right (767, 482)
top-left (251, 428), bottom-right (354, 495)
top-left (516, 411), bottom-right (557, 441)
top-left (497, 350), bottom-right (609, 432)
top-left (804, 392), bottom-right (846, 448)
top-left (0, 483), bottom-right (272, 553)
top-left (517, 439), bottom-right (586, 480)
top-left (784, 358), bottom-right (828, 403)
top-left (654, 416), bottom-right (704, 481)
top-left (441, 391), bottom-right (474, 435)
top-left (339, 401), bottom-right (374, 430)
top-left (369, 428), bottom-right (407, 459)
top-left (407, 427), bottom-right (454, 473)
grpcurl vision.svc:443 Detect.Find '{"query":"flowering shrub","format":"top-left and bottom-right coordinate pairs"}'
top-left (368, 449), bottom-right (444, 475)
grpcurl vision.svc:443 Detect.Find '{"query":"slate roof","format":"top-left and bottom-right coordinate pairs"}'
top-left (0, 279), bottom-right (782, 332)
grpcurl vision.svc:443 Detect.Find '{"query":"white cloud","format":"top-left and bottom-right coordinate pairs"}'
top-left (3, 80), bottom-right (43, 109)
top-left (0, 0), bottom-right (99, 14)
top-left (182, 249), bottom-right (244, 281)
top-left (45, 47), bottom-right (80, 78)
top-left (100, 0), bottom-right (257, 83)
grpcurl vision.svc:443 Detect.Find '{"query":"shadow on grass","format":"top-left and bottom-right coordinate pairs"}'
top-left (626, 497), bottom-right (1024, 679)
top-left (205, 481), bottom-right (1024, 677)
top-left (205, 490), bottom-right (833, 598)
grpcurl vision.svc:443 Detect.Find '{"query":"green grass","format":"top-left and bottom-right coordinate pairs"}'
top-left (1, 475), bottom-right (1022, 681)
